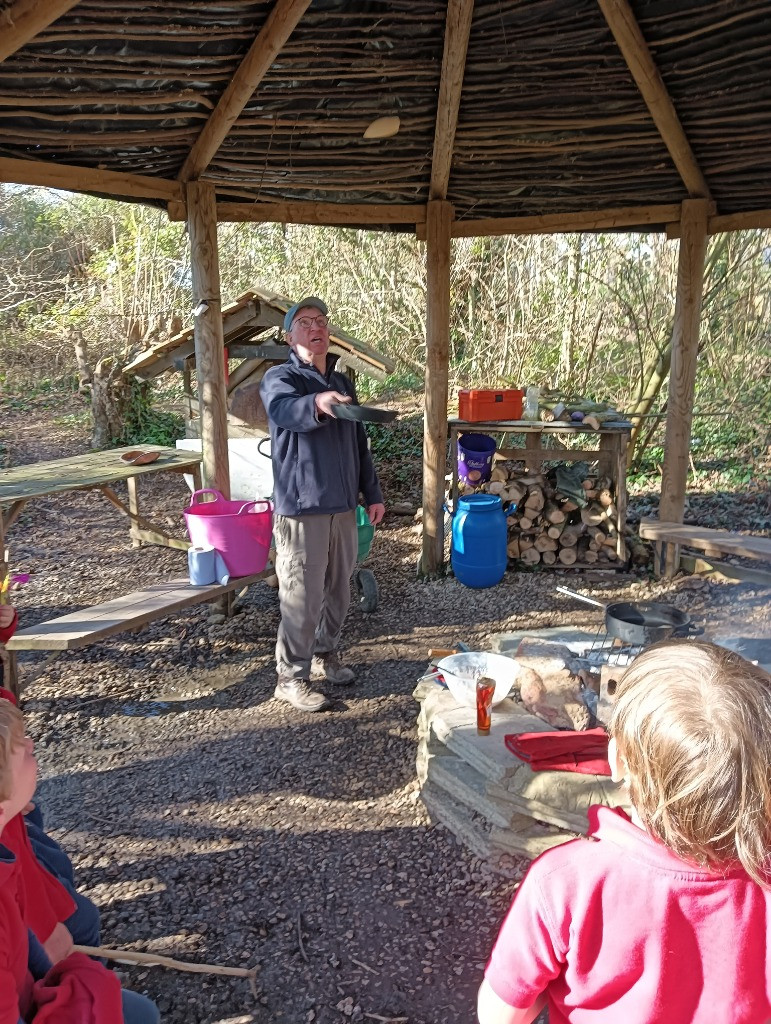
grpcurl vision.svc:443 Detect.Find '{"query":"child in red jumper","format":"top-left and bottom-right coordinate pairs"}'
top-left (478, 639), bottom-right (771, 1024)
top-left (0, 698), bottom-right (159, 1023)
top-left (0, 603), bottom-right (17, 691)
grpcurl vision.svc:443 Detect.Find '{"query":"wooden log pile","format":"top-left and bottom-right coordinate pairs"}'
top-left (470, 460), bottom-right (623, 569)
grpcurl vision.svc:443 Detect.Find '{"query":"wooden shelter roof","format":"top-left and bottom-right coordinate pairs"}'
top-left (123, 286), bottom-right (395, 380)
top-left (2, 0), bottom-right (770, 235)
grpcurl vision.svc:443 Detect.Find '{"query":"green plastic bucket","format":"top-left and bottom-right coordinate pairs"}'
top-left (356, 505), bottom-right (375, 562)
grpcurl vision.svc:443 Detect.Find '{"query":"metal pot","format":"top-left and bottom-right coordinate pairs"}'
top-left (556, 586), bottom-right (702, 645)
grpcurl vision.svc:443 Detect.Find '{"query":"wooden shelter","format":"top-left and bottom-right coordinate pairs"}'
top-left (124, 285), bottom-right (394, 433)
top-left (2, 0), bottom-right (770, 575)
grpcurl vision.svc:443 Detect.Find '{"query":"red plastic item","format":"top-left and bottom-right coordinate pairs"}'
top-left (458, 388), bottom-right (523, 422)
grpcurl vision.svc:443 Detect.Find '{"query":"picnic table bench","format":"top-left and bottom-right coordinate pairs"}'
top-left (4, 568), bottom-right (272, 696)
top-left (640, 519), bottom-right (771, 577)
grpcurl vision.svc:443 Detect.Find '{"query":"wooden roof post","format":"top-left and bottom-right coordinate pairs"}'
top-left (186, 181), bottom-right (230, 497)
top-left (421, 200), bottom-right (453, 576)
top-left (657, 198), bottom-right (710, 576)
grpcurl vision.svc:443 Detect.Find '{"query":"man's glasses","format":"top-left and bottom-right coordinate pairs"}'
top-left (294, 315), bottom-right (329, 330)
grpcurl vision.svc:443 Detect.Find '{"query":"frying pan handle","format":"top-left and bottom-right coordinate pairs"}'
top-left (555, 585), bottom-right (606, 610)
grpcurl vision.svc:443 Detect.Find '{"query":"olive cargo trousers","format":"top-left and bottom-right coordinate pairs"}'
top-left (273, 509), bottom-right (358, 681)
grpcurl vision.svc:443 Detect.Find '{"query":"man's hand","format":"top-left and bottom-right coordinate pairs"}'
top-left (43, 922), bottom-right (74, 964)
top-left (315, 390), bottom-right (352, 418)
top-left (0, 605), bottom-right (15, 629)
top-left (367, 503), bottom-right (385, 526)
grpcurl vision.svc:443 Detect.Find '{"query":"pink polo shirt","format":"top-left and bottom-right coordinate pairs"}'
top-left (485, 805), bottom-right (771, 1023)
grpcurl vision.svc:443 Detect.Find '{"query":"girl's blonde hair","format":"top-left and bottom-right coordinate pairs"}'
top-left (610, 639), bottom-right (771, 886)
top-left (0, 700), bottom-right (25, 803)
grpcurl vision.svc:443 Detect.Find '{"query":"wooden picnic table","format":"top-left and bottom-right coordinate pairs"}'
top-left (0, 445), bottom-right (203, 577)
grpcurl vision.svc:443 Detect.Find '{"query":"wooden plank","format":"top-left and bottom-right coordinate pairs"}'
top-left (597, 0), bottom-right (710, 199)
top-left (7, 571), bottom-right (272, 652)
top-left (421, 200), bottom-right (453, 576)
top-left (430, 0), bottom-right (475, 200)
top-left (639, 520), bottom-right (771, 563)
top-left (680, 554), bottom-right (771, 587)
top-left (433, 204), bottom-right (683, 240)
top-left (0, 447), bottom-right (202, 505)
top-left (0, 156), bottom-right (182, 204)
top-left (0, 0), bottom-right (82, 63)
top-left (178, 0), bottom-right (312, 181)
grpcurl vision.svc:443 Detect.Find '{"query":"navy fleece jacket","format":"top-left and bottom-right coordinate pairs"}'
top-left (260, 350), bottom-right (383, 516)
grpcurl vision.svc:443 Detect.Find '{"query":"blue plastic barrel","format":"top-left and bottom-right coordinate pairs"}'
top-left (451, 493), bottom-right (508, 588)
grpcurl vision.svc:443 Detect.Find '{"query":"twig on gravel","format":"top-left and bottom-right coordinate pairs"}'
top-left (363, 1015), bottom-right (408, 1023)
top-left (351, 957), bottom-right (379, 975)
top-left (295, 909), bottom-right (308, 963)
top-left (73, 944), bottom-right (260, 997)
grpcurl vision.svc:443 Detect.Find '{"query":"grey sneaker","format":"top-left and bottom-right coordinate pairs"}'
top-left (274, 677), bottom-right (330, 712)
top-left (311, 651), bottom-right (355, 686)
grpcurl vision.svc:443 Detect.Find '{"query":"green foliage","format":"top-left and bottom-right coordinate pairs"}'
top-left (120, 379), bottom-right (184, 448)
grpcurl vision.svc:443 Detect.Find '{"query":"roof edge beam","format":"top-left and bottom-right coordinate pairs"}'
top-left (598, 0), bottom-right (711, 199)
top-left (199, 200), bottom-right (426, 227)
top-left (429, 0), bottom-right (475, 200)
top-left (417, 204), bottom-right (687, 240)
top-left (0, 0), bottom-right (81, 64)
top-left (0, 156), bottom-right (183, 203)
top-left (668, 208), bottom-right (771, 238)
top-left (178, 0), bottom-right (312, 183)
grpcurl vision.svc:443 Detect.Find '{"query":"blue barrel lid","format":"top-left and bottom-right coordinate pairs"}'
top-left (457, 493), bottom-right (503, 512)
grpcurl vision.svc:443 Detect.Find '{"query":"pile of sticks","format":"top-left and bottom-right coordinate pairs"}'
top-left (474, 462), bottom-right (621, 568)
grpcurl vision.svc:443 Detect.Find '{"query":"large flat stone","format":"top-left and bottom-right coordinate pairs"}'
top-left (490, 821), bottom-right (576, 858)
top-left (491, 626), bottom-right (599, 655)
top-left (426, 754), bottom-right (527, 830)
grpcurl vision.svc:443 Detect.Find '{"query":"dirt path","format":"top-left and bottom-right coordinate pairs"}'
top-left (4, 407), bottom-right (770, 1024)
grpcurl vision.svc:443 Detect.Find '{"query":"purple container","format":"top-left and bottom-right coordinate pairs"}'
top-left (457, 432), bottom-right (497, 484)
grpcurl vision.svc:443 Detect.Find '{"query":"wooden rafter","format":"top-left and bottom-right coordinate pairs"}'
top-left (429, 0), bottom-right (475, 201)
top-left (0, 0), bottom-right (81, 64)
top-left (177, 0), bottom-right (312, 183)
top-left (598, 0), bottom-right (711, 199)
top-left (0, 155), bottom-right (183, 203)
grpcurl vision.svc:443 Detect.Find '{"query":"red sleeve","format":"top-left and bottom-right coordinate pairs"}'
top-left (0, 609), bottom-right (17, 645)
top-left (0, 817), bottom-right (76, 942)
top-left (31, 952), bottom-right (124, 1023)
top-left (484, 857), bottom-right (565, 1010)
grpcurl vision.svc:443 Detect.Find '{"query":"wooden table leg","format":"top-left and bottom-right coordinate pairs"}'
top-left (126, 476), bottom-right (142, 547)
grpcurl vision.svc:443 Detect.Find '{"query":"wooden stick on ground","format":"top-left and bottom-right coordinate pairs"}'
top-left (72, 944), bottom-right (259, 996)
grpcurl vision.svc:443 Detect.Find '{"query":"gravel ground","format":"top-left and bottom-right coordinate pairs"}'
top-left (4, 407), bottom-right (770, 1024)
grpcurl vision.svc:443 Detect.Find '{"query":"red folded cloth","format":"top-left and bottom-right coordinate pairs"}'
top-left (505, 727), bottom-right (612, 776)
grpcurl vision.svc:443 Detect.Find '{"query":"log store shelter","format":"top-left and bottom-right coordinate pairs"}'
top-left (1, 0), bottom-right (770, 576)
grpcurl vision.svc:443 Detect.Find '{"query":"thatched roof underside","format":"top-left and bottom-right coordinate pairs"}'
top-left (0, 0), bottom-right (770, 230)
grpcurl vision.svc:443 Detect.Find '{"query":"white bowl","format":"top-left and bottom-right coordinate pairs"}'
top-left (436, 652), bottom-right (519, 708)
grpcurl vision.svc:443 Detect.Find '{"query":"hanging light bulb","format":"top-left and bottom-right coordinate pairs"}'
top-left (363, 115), bottom-right (401, 139)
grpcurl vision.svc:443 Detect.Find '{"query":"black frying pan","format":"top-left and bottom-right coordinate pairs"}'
top-left (331, 403), bottom-right (398, 424)
top-left (556, 586), bottom-right (702, 645)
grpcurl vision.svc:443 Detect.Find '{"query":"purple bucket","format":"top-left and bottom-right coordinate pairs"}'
top-left (457, 432), bottom-right (497, 484)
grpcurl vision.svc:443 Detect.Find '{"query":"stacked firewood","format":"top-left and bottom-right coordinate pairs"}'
top-left (469, 459), bottom-right (622, 568)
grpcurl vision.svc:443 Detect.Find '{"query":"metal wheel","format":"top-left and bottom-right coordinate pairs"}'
top-left (354, 567), bottom-right (378, 612)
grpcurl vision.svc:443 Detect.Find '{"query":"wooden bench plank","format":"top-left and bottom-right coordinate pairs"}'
top-left (7, 570), bottom-right (272, 651)
top-left (639, 519), bottom-right (771, 562)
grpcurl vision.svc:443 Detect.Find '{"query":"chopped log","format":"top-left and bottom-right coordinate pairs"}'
top-left (547, 520), bottom-right (568, 539)
top-left (534, 535), bottom-right (558, 552)
top-left (583, 549), bottom-right (599, 564)
top-left (490, 466), bottom-right (508, 483)
top-left (487, 481), bottom-right (505, 495)
top-left (588, 526), bottom-right (606, 546)
top-left (580, 504), bottom-right (605, 526)
top-left (583, 488), bottom-right (598, 500)
top-left (559, 526), bottom-right (581, 547)
top-left (598, 489), bottom-right (614, 507)
top-left (507, 537), bottom-right (521, 559)
top-left (519, 515), bottom-right (534, 530)
top-left (519, 472), bottom-right (546, 487)
top-left (524, 488), bottom-right (545, 511)
top-left (520, 547), bottom-right (541, 565)
top-left (519, 535), bottom-right (535, 552)
top-left (542, 500), bottom-right (566, 524)
top-left (505, 480), bottom-right (527, 502)
top-left (561, 498), bottom-right (580, 512)
top-left (541, 550), bottom-right (557, 565)
top-left (558, 547), bottom-right (578, 565)
top-left (581, 477), bottom-right (597, 490)
top-left (597, 475), bottom-right (613, 491)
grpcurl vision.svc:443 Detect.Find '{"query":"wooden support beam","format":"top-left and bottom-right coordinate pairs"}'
top-left (178, 0), bottom-right (311, 182)
top-left (186, 181), bottom-right (231, 498)
top-left (429, 0), bottom-right (475, 200)
top-left (210, 200), bottom-right (426, 227)
top-left (0, 0), bottom-right (81, 63)
top-left (658, 198), bottom-right (710, 576)
top-left (667, 208), bottom-right (771, 239)
top-left (418, 203), bottom-right (683, 240)
top-left (421, 200), bottom-right (454, 577)
top-left (0, 155), bottom-right (182, 203)
top-left (598, 0), bottom-right (711, 199)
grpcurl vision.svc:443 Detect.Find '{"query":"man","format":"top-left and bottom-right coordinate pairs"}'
top-left (259, 297), bottom-right (385, 712)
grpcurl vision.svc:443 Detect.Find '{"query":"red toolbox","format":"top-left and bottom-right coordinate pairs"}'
top-left (458, 388), bottom-right (523, 422)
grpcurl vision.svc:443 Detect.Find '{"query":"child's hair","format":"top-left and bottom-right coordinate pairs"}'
top-left (610, 639), bottom-right (771, 886)
top-left (0, 699), bottom-right (25, 802)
